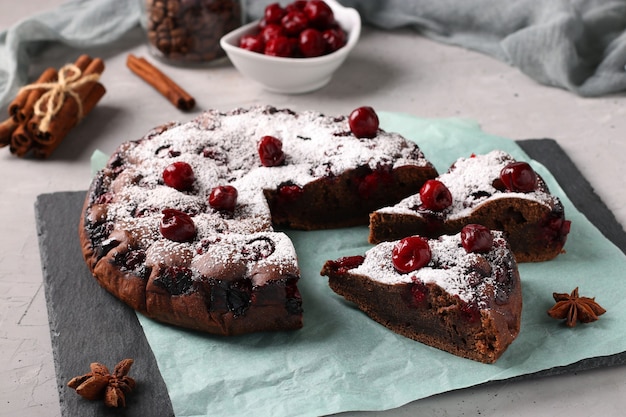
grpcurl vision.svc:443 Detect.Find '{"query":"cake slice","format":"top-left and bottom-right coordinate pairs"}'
top-left (369, 150), bottom-right (571, 262)
top-left (321, 225), bottom-right (522, 363)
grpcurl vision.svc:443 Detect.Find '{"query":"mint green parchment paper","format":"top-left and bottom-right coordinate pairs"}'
top-left (106, 112), bottom-right (626, 417)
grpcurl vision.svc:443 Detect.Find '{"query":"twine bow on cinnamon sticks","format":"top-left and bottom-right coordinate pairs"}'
top-left (0, 54), bottom-right (106, 158)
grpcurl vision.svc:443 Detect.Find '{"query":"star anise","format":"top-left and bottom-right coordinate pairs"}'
top-left (67, 358), bottom-right (136, 407)
top-left (547, 287), bottom-right (606, 327)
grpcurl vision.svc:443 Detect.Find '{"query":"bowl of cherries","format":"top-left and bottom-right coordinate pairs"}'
top-left (220, 0), bottom-right (361, 94)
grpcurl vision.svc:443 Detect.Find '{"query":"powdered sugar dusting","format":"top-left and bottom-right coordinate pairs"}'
top-left (351, 231), bottom-right (514, 305)
top-left (91, 105), bottom-right (432, 283)
top-left (378, 150), bottom-right (556, 218)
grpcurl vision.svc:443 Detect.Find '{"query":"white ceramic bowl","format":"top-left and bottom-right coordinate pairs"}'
top-left (220, 0), bottom-right (361, 94)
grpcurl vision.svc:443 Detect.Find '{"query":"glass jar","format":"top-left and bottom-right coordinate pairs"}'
top-left (140, 0), bottom-right (243, 65)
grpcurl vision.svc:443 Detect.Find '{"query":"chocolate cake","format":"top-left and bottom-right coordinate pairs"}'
top-left (79, 105), bottom-right (438, 335)
top-left (321, 226), bottom-right (522, 363)
top-left (369, 150), bottom-right (571, 262)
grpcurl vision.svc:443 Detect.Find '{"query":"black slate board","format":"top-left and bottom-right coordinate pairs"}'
top-left (35, 139), bottom-right (626, 417)
top-left (36, 203), bottom-right (175, 414)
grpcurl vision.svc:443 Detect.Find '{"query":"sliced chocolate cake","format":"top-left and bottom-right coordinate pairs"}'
top-left (79, 105), bottom-right (437, 335)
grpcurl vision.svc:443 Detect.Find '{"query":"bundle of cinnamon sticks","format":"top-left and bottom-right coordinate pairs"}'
top-left (0, 54), bottom-right (106, 158)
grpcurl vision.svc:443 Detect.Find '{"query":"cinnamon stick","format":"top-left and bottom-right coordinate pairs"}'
top-left (32, 82), bottom-right (106, 159)
top-left (0, 118), bottom-right (18, 147)
top-left (73, 54), bottom-right (94, 72)
top-left (9, 123), bottom-right (34, 157)
top-left (126, 54), bottom-right (195, 111)
top-left (9, 67), bottom-right (58, 123)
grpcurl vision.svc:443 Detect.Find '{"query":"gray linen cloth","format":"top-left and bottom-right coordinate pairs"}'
top-left (1, 0), bottom-right (626, 108)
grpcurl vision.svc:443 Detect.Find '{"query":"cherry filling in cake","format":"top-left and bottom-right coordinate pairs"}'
top-left (321, 225), bottom-right (522, 363)
top-left (80, 105), bottom-right (437, 335)
top-left (369, 150), bottom-right (572, 262)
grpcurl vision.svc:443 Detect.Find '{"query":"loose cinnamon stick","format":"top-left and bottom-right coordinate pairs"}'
top-left (32, 82), bottom-right (106, 159)
top-left (126, 54), bottom-right (195, 111)
top-left (0, 118), bottom-right (18, 147)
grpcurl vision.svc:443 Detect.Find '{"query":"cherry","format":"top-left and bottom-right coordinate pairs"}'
top-left (281, 10), bottom-right (309, 36)
top-left (299, 28), bottom-right (325, 57)
top-left (392, 236), bottom-right (431, 273)
top-left (258, 135), bottom-right (285, 166)
top-left (499, 161), bottom-right (537, 192)
top-left (285, 279), bottom-right (303, 315)
top-left (459, 302), bottom-right (481, 323)
top-left (162, 161), bottom-right (195, 191)
top-left (239, 34), bottom-right (264, 53)
top-left (285, 0), bottom-right (307, 12)
top-left (122, 250), bottom-right (147, 270)
top-left (278, 183), bottom-right (304, 202)
top-left (349, 106), bottom-right (379, 138)
top-left (356, 169), bottom-right (392, 199)
top-left (303, 0), bottom-right (334, 28)
top-left (264, 3), bottom-right (286, 24)
top-left (264, 36), bottom-right (295, 57)
top-left (460, 224), bottom-right (493, 253)
top-left (209, 185), bottom-right (238, 212)
top-left (327, 255), bottom-right (365, 274)
top-left (160, 208), bottom-right (196, 242)
top-left (260, 23), bottom-right (284, 43)
top-left (322, 28), bottom-right (346, 53)
top-left (155, 266), bottom-right (194, 296)
top-left (419, 179), bottom-right (452, 211)
top-left (543, 215), bottom-right (572, 243)
top-left (410, 277), bottom-right (429, 306)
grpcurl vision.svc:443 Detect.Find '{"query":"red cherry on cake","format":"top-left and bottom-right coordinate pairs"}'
top-left (392, 236), bottom-right (432, 273)
top-left (461, 224), bottom-right (494, 253)
top-left (499, 161), bottom-right (537, 192)
top-left (419, 179), bottom-right (453, 211)
top-left (163, 161), bottom-right (195, 191)
top-left (160, 209), bottom-right (196, 242)
top-left (209, 185), bottom-right (238, 212)
top-left (329, 255), bottom-right (365, 274)
top-left (258, 135), bottom-right (286, 167)
top-left (349, 106), bottom-right (379, 138)
top-left (410, 277), bottom-right (429, 306)
top-left (278, 183), bottom-right (304, 202)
